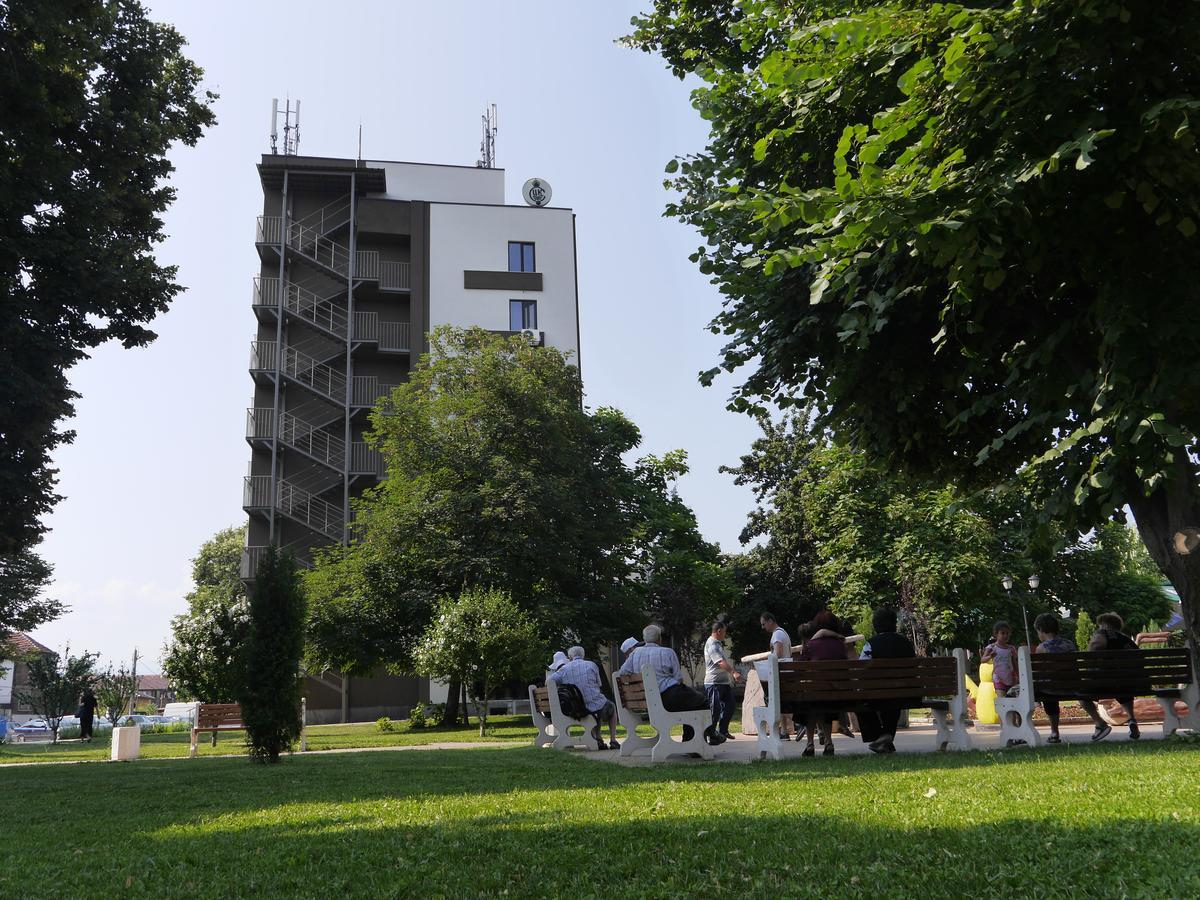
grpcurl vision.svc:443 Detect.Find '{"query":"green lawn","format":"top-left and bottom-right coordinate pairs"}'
top-left (0, 716), bottom-right (540, 764)
top-left (1, 740), bottom-right (1197, 897)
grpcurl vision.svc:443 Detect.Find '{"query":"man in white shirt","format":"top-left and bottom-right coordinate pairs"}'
top-left (549, 646), bottom-right (619, 749)
top-left (618, 624), bottom-right (725, 745)
top-left (760, 611), bottom-right (793, 659)
top-left (703, 619), bottom-right (744, 740)
top-left (759, 611), bottom-right (794, 739)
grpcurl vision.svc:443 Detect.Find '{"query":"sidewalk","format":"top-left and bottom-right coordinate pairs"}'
top-left (584, 720), bottom-right (1152, 766)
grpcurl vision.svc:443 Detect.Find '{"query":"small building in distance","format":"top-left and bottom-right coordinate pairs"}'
top-left (0, 632), bottom-right (55, 723)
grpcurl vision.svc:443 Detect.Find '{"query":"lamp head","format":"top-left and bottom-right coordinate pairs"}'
top-left (1028, 574), bottom-right (1040, 590)
top-left (1001, 575), bottom-right (1014, 592)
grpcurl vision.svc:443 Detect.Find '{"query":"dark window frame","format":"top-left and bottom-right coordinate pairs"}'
top-left (509, 299), bottom-right (538, 331)
top-left (508, 241), bottom-right (536, 273)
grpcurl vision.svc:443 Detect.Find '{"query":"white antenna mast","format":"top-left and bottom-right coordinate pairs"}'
top-left (269, 97), bottom-right (302, 155)
top-left (476, 103), bottom-right (497, 168)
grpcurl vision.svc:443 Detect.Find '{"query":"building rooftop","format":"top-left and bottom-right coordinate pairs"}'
top-left (1, 632), bottom-right (53, 656)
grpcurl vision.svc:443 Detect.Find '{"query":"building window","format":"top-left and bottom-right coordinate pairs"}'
top-left (508, 241), bottom-right (535, 273)
top-left (510, 300), bottom-right (537, 331)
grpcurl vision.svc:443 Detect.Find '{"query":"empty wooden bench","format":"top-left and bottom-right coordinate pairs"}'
top-left (527, 683), bottom-right (599, 751)
top-left (998, 646), bottom-right (1197, 746)
top-left (754, 651), bottom-right (972, 760)
top-left (189, 703), bottom-right (245, 758)
top-left (612, 668), bottom-right (713, 762)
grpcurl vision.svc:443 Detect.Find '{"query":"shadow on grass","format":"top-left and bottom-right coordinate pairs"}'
top-left (14, 803), bottom-right (1200, 897)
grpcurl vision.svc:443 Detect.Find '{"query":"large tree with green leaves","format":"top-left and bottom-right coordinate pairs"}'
top-left (633, 451), bottom-right (738, 679)
top-left (306, 328), bottom-right (648, 686)
top-left (628, 1), bottom-right (1200, 666)
top-left (0, 0), bottom-right (215, 627)
top-left (162, 527), bottom-right (250, 702)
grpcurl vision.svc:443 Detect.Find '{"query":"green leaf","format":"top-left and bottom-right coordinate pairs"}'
top-left (664, 159), bottom-right (679, 174)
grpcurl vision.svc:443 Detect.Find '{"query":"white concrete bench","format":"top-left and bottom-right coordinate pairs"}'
top-left (613, 667), bottom-right (712, 762)
top-left (754, 650), bottom-right (972, 761)
top-left (527, 683), bottom-right (598, 751)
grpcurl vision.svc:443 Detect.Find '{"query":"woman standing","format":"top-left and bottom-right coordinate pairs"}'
top-left (78, 687), bottom-right (98, 742)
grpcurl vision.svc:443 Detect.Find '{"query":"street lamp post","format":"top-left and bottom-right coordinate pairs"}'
top-left (1001, 574), bottom-right (1036, 647)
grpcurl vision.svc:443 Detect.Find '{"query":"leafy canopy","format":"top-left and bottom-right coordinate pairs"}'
top-left (307, 327), bottom-right (648, 674)
top-left (0, 0), bottom-right (215, 628)
top-left (627, 0), bottom-right (1200, 660)
top-left (162, 527), bottom-right (250, 703)
top-left (16, 647), bottom-right (98, 743)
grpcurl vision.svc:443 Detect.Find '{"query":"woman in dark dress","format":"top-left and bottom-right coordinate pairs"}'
top-left (78, 687), bottom-right (98, 741)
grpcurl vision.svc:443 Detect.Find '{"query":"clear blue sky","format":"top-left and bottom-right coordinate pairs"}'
top-left (31, 0), bottom-right (763, 667)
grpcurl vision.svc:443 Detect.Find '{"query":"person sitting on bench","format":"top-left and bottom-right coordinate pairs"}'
top-left (797, 619), bottom-right (849, 756)
top-left (858, 607), bottom-right (916, 754)
top-left (549, 645), bottom-right (620, 750)
top-left (1032, 613), bottom-right (1076, 744)
top-left (1081, 611), bottom-right (1141, 741)
top-left (618, 624), bottom-right (726, 746)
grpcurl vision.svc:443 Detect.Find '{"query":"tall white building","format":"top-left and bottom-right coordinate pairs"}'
top-left (243, 151), bottom-right (579, 721)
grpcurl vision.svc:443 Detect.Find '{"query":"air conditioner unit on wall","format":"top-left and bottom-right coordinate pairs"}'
top-left (520, 328), bottom-right (542, 345)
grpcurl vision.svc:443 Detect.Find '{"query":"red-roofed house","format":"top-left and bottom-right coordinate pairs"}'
top-left (1, 632), bottom-right (54, 723)
top-left (136, 674), bottom-right (176, 710)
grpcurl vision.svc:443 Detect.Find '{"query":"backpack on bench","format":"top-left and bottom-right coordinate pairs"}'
top-left (556, 683), bottom-right (589, 719)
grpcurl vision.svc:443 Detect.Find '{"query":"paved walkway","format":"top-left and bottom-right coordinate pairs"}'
top-left (583, 720), bottom-right (1152, 766)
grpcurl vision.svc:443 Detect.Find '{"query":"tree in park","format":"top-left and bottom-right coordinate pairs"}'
top-left (413, 588), bottom-right (546, 737)
top-left (239, 548), bottom-right (305, 764)
top-left (0, 1), bottom-right (215, 628)
top-left (306, 328), bottom-right (648, 715)
top-left (727, 412), bottom-right (1173, 651)
top-left (162, 527), bottom-right (251, 703)
top-left (633, 451), bottom-right (738, 680)
top-left (95, 651), bottom-right (140, 729)
top-left (628, 2), bottom-right (1200, 667)
top-left (15, 648), bottom-right (98, 743)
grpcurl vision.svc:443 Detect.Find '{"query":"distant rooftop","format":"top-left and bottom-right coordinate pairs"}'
top-left (1, 632), bottom-right (53, 656)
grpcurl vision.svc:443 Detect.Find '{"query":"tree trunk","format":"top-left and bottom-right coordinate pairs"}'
top-left (443, 677), bottom-right (461, 726)
top-left (478, 680), bottom-right (489, 738)
top-left (1126, 455), bottom-right (1200, 678)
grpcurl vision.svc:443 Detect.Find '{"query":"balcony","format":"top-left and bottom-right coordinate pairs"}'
top-left (380, 261), bottom-right (410, 292)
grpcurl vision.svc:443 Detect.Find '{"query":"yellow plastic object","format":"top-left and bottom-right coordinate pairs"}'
top-left (965, 675), bottom-right (979, 698)
top-left (976, 661), bottom-right (998, 725)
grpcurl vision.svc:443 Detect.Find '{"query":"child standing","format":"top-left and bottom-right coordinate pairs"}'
top-left (982, 621), bottom-right (1018, 696)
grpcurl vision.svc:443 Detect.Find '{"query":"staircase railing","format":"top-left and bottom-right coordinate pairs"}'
top-left (352, 376), bottom-right (398, 408)
top-left (380, 261), bottom-right (410, 291)
top-left (242, 475), bottom-right (343, 541)
top-left (351, 441), bottom-right (385, 476)
top-left (379, 322), bottom-right (410, 352)
top-left (254, 276), bottom-right (349, 339)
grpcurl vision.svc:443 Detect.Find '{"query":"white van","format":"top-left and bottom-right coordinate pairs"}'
top-left (161, 701), bottom-right (200, 724)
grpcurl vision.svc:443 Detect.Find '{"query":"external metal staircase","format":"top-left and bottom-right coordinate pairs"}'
top-left (245, 190), bottom-right (401, 574)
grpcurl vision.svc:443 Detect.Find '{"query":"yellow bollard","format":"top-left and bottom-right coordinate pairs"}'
top-left (975, 661), bottom-right (999, 725)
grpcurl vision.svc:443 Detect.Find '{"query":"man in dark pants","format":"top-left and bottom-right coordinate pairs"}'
top-left (857, 608), bottom-right (915, 753)
top-left (617, 624), bottom-right (726, 745)
top-left (703, 619), bottom-right (744, 740)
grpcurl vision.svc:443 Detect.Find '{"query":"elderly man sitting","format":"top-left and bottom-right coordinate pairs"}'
top-left (548, 645), bottom-right (620, 750)
top-left (617, 624), bottom-right (726, 746)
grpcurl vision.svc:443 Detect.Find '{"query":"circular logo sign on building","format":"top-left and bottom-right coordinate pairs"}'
top-left (522, 178), bottom-right (552, 207)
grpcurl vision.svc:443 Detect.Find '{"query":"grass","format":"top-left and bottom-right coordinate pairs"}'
top-left (0, 715), bottom-right (541, 764)
top-left (0, 715), bottom-right (658, 764)
top-left (1, 738), bottom-right (1197, 897)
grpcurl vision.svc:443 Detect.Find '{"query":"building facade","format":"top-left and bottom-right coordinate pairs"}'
top-left (242, 154), bottom-right (579, 722)
top-left (0, 632), bottom-right (54, 723)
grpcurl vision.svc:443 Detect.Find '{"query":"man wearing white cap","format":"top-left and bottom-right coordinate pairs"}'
top-left (549, 646), bottom-right (620, 749)
top-left (619, 637), bottom-right (641, 665)
top-left (548, 651), bottom-right (568, 673)
top-left (618, 624), bottom-right (725, 746)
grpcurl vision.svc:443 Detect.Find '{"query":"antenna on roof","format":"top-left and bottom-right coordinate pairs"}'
top-left (476, 103), bottom-right (497, 168)
top-left (357, 122), bottom-right (362, 161)
top-left (270, 97), bottom-right (301, 155)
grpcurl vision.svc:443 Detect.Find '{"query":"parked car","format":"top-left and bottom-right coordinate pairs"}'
top-left (117, 714), bottom-right (154, 729)
top-left (12, 719), bottom-right (51, 735)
